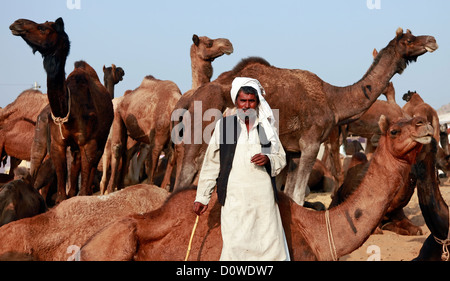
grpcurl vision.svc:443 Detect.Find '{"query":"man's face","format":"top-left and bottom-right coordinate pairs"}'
top-left (236, 92), bottom-right (258, 113)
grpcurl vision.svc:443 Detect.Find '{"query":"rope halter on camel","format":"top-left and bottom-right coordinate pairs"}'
top-left (325, 210), bottom-right (338, 261)
top-left (50, 87), bottom-right (71, 140)
top-left (433, 211), bottom-right (450, 261)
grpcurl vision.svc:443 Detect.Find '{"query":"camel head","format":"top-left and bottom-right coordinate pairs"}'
top-left (103, 64), bottom-right (125, 85)
top-left (191, 34), bottom-right (234, 61)
top-left (379, 115), bottom-right (433, 164)
top-left (10, 18), bottom-right (70, 58)
top-left (402, 90), bottom-right (417, 102)
top-left (388, 28), bottom-right (438, 73)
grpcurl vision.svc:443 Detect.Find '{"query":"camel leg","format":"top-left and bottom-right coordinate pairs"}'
top-left (30, 113), bottom-right (50, 182)
top-left (51, 144), bottom-right (68, 204)
top-left (78, 142), bottom-right (99, 196)
top-left (285, 141), bottom-right (321, 205)
top-left (67, 149), bottom-right (81, 198)
top-left (160, 146), bottom-right (175, 191)
top-left (99, 135), bottom-right (112, 195)
top-left (106, 115), bottom-right (126, 194)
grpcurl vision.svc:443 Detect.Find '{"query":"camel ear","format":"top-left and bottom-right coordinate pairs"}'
top-left (192, 34), bottom-right (200, 46)
top-left (103, 65), bottom-right (106, 72)
top-left (54, 17), bottom-right (65, 33)
top-left (372, 48), bottom-right (378, 58)
top-left (396, 27), bottom-right (403, 38)
top-left (379, 115), bottom-right (390, 135)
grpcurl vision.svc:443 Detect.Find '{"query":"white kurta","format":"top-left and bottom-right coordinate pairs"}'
top-left (195, 116), bottom-right (289, 261)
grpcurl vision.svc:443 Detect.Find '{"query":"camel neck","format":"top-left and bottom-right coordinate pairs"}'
top-left (105, 80), bottom-right (115, 99)
top-left (416, 143), bottom-right (449, 239)
top-left (44, 52), bottom-right (69, 118)
top-left (297, 136), bottom-right (413, 260)
top-left (326, 44), bottom-right (401, 125)
top-left (191, 58), bottom-right (213, 90)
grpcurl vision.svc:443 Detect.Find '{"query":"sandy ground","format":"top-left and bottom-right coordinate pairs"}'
top-left (305, 178), bottom-right (450, 261)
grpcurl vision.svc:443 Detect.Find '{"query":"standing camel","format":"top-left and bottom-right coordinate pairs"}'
top-left (163, 34), bottom-right (233, 189)
top-left (103, 64), bottom-right (125, 99)
top-left (10, 18), bottom-right (114, 203)
top-left (173, 28), bottom-right (438, 206)
top-left (105, 76), bottom-right (181, 194)
top-left (79, 116), bottom-right (433, 261)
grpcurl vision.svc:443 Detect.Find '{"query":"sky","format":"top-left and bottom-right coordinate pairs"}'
top-left (1, 0), bottom-right (449, 112)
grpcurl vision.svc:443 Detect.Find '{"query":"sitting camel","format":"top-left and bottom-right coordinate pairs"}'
top-left (0, 89), bottom-right (48, 174)
top-left (80, 116), bottom-right (432, 261)
top-left (0, 167), bottom-right (46, 226)
top-left (10, 18), bottom-right (114, 203)
top-left (0, 184), bottom-right (169, 261)
top-left (414, 140), bottom-right (450, 261)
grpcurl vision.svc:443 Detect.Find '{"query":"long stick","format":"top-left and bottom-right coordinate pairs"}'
top-left (185, 215), bottom-right (200, 261)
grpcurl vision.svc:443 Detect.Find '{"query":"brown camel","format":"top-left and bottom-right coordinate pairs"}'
top-left (402, 90), bottom-right (440, 143)
top-left (10, 18), bottom-right (114, 203)
top-left (106, 75), bottom-right (181, 194)
top-left (0, 184), bottom-right (169, 261)
top-left (0, 89), bottom-right (48, 174)
top-left (161, 34), bottom-right (233, 190)
top-left (190, 34), bottom-right (234, 90)
top-left (0, 167), bottom-right (46, 226)
top-left (173, 28), bottom-right (438, 207)
top-left (79, 116), bottom-right (432, 261)
top-left (345, 81), bottom-right (404, 158)
top-left (103, 64), bottom-right (125, 99)
top-left (413, 140), bottom-right (450, 261)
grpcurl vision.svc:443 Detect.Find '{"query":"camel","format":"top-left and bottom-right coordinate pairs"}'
top-left (402, 90), bottom-right (440, 143)
top-left (0, 167), bottom-right (46, 226)
top-left (0, 184), bottom-right (169, 261)
top-left (345, 81), bottom-right (404, 158)
top-left (79, 116), bottom-right (432, 261)
top-left (103, 64), bottom-right (125, 99)
top-left (10, 18), bottom-right (114, 203)
top-left (190, 34), bottom-right (234, 90)
top-left (105, 75), bottom-right (181, 194)
top-left (0, 89), bottom-right (48, 174)
top-left (161, 34), bottom-right (233, 190)
top-left (413, 140), bottom-right (450, 261)
top-left (173, 28), bottom-right (438, 207)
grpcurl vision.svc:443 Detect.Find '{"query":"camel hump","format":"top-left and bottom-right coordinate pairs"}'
top-left (73, 60), bottom-right (101, 82)
top-left (231, 57), bottom-right (271, 74)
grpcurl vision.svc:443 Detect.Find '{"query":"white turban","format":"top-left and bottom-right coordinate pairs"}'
top-left (230, 77), bottom-right (280, 152)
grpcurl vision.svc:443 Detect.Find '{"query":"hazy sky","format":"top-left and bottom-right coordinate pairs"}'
top-left (1, 0), bottom-right (449, 111)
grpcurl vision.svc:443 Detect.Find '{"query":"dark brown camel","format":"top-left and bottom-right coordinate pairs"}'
top-left (0, 167), bottom-right (46, 226)
top-left (0, 184), bottom-right (168, 261)
top-left (10, 18), bottom-right (114, 203)
top-left (103, 64), bottom-right (125, 99)
top-left (80, 116), bottom-right (432, 261)
top-left (173, 28), bottom-right (438, 207)
top-left (413, 140), bottom-right (450, 261)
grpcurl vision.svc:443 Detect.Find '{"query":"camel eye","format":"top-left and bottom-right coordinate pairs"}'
top-left (390, 129), bottom-right (399, 136)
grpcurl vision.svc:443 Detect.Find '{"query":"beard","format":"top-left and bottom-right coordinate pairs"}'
top-left (237, 108), bottom-right (258, 123)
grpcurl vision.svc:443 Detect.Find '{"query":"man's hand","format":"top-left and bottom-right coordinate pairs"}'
top-left (193, 202), bottom-right (208, 216)
top-left (251, 153), bottom-right (269, 166)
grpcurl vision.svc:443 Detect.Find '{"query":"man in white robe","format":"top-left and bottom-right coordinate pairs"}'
top-left (193, 77), bottom-right (289, 261)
